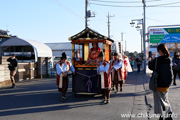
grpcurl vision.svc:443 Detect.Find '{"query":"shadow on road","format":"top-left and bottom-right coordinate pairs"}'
top-left (0, 71), bottom-right (147, 117)
top-left (0, 78), bottom-right (107, 117)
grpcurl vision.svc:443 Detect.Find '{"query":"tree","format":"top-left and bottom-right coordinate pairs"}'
top-left (129, 52), bottom-right (135, 58)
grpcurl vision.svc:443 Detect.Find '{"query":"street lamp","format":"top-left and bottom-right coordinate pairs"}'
top-left (130, 21), bottom-right (135, 27)
top-left (130, 19), bottom-right (143, 53)
top-left (130, 19), bottom-right (143, 30)
top-left (130, 18), bottom-right (145, 72)
top-left (136, 25), bottom-right (140, 31)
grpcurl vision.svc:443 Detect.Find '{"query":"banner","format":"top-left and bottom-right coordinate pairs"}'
top-left (149, 27), bottom-right (180, 43)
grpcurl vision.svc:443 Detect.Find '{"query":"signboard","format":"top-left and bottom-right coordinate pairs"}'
top-left (149, 27), bottom-right (180, 43)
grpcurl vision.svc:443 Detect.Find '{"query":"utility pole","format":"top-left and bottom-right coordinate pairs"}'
top-left (141, 34), bottom-right (143, 52)
top-left (142, 0), bottom-right (146, 73)
top-left (140, 29), bottom-right (143, 53)
top-left (85, 0), bottom-right (88, 28)
top-left (107, 12), bottom-right (114, 38)
top-left (125, 40), bottom-right (127, 54)
top-left (121, 32), bottom-right (125, 55)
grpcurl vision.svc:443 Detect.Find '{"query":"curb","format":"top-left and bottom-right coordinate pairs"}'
top-left (130, 73), bottom-right (151, 120)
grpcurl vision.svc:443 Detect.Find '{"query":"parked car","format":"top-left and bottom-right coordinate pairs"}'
top-left (53, 56), bottom-right (72, 64)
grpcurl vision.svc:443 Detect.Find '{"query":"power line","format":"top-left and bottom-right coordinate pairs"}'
top-left (90, 13), bottom-right (142, 21)
top-left (148, 6), bottom-right (180, 7)
top-left (90, 1), bottom-right (180, 8)
top-left (148, 1), bottom-right (180, 7)
top-left (90, 0), bottom-right (142, 3)
top-left (90, 0), bottom-right (161, 3)
top-left (142, 0), bottom-right (161, 2)
top-left (90, 2), bottom-right (142, 7)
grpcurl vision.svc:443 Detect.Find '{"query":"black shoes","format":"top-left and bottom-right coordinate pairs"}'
top-left (159, 115), bottom-right (163, 120)
top-left (165, 117), bottom-right (173, 120)
top-left (159, 113), bottom-right (173, 120)
top-left (111, 87), bottom-right (115, 91)
top-left (115, 90), bottom-right (119, 94)
top-left (106, 99), bottom-right (110, 104)
top-left (165, 113), bottom-right (173, 120)
top-left (102, 99), bottom-right (110, 104)
top-left (173, 82), bottom-right (177, 86)
top-left (159, 116), bottom-right (173, 120)
top-left (11, 84), bottom-right (16, 88)
top-left (62, 97), bottom-right (66, 102)
top-left (120, 88), bottom-right (123, 92)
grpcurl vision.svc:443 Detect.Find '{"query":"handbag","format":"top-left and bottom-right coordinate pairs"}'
top-left (149, 58), bottom-right (158, 91)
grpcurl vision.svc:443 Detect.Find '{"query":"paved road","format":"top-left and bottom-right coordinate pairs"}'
top-left (0, 71), bottom-right (179, 120)
top-left (145, 75), bottom-right (180, 120)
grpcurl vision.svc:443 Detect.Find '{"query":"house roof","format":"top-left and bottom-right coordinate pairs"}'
top-left (0, 29), bottom-right (8, 35)
top-left (0, 36), bottom-right (52, 58)
top-left (0, 29), bottom-right (10, 38)
top-left (45, 42), bottom-right (72, 50)
top-left (0, 35), bottom-right (10, 38)
top-left (52, 51), bottom-right (72, 57)
top-left (68, 27), bottom-right (114, 42)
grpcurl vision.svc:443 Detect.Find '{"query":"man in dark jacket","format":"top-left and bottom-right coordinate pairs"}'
top-left (7, 54), bottom-right (18, 88)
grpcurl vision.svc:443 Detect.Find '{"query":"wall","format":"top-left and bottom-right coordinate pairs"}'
top-left (0, 56), bottom-right (11, 87)
top-left (0, 56), bottom-right (53, 88)
top-left (0, 56), bottom-right (37, 88)
top-left (15, 62), bottom-right (37, 81)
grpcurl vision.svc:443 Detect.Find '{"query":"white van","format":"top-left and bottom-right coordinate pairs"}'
top-left (53, 56), bottom-right (72, 64)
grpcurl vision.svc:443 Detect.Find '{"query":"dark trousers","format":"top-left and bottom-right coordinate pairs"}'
top-left (98, 75), bottom-right (111, 100)
top-left (58, 77), bottom-right (69, 97)
top-left (114, 71), bottom-right (123, 91)
top-left (173, 69), bottom-right (180, 84)
top-left (101, 89), bottom-right (110, 100)
top-left (131, 65), bottom-right (134, 71)
top-left (137, 66), bottom-right (140, 72)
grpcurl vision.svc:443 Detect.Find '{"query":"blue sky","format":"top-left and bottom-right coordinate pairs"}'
top-left (1, 0), bottom-right (180, 52)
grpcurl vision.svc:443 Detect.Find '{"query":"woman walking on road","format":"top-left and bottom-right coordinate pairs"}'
top-left (112, 53), bottom-right (124, 93)
top-left (148, 44), bottom-right (173, 120)
top-left (172, 51), bottom-right (180, 86)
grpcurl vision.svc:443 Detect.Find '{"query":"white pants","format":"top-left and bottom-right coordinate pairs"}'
top-left (153, 91), bottom-right (172, 115)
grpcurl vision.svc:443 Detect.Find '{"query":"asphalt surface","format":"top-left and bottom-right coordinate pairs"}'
top-left (145, 75), bottom-right (180, 120)
top-left (0, 70), bottom-right (179, 120)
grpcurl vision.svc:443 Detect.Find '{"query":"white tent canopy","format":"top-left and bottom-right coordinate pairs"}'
top-left (0, 36), bottom-right (52, 62)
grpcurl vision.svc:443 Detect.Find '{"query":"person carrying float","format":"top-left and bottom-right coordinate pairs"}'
top-left (112, 53), bottom-right (124, 93)
top-left (87, 43), bottom-right (102, 64)
top-left (110, 52), bottom-right (115, 91)
top-left (123, 55), bottom-right (133, 80)
top-left (97, 51), bottom-right (111, 104)
top-left (56, 52), bottom-right (75, 102)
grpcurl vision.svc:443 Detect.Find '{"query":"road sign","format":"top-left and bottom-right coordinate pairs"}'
top-left (149, 27), bottom-right (180, 43)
